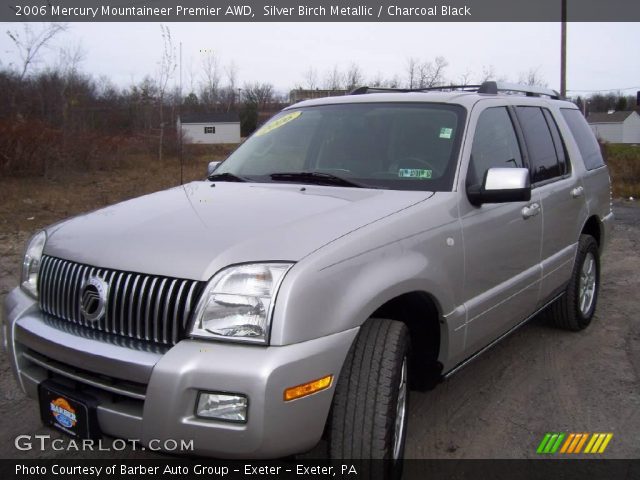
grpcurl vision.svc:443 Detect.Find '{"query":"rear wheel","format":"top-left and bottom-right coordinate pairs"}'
top-left (328, 318), bottom-right (410, 464)
top-left (547, 234), bottom-right (600, 331)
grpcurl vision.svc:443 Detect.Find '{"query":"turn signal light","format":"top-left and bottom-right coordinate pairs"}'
top-left (284, 375), bottom-right (333, 401)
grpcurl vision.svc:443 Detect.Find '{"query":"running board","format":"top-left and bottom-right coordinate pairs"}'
top-left (443, 293), bottom-right (564, 379)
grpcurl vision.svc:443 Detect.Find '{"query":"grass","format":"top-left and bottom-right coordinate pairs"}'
top-left (605, 143), bottom-right (640, 198)
top-left (0, 145), bottom-right (236, 236)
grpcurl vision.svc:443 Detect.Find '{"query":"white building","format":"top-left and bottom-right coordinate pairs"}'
top-left (587, 111), bottom-right (640, 144)
top-left (179, 113), bottom-right (241, 144)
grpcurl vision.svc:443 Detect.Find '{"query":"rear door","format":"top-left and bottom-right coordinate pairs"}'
top-left (513, 105), bottom-right (587, 305)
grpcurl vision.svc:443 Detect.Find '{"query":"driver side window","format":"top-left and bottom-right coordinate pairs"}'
top-left (467, 107), bottom-right (523, 186)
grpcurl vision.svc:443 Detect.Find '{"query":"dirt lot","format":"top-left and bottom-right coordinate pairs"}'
top-left (0, 165), bottom-right (639, 459)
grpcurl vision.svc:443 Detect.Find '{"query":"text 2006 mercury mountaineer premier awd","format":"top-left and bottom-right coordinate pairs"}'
top-left (3, 82), bottom-right (613, 461)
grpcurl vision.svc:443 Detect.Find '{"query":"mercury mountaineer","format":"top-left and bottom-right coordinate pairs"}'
top-left (4, 81), bottom-right (612, 463)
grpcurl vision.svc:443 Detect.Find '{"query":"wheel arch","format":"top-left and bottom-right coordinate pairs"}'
top-left (369, 290), bottom-right (444, 390)
top-left (581, 214), bottom-right (602, 250)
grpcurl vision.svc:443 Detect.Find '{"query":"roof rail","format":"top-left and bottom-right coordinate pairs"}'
top-left (349, 81), bottom-right (562, 99)
top-left (350, 86), bottom-right (411, 94)
top-left (349, 85), bottom-right (482, 95)
top-left (478, 81), bottom-right (561, 99)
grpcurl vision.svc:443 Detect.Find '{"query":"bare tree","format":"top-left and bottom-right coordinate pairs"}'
top-left (432, 56), bottom-right (448, 85)
top-left (406, 56), bottom-right (448, 89)
top-left (219, 61), bottom-right (239, 112)
top-left (368, 74), bottom-right (401, 88)
top-left (458, 70), bottom-right (473, 86)
top-left (156, 25), bottom-right (177, 162)
top-left (417, 56), bottom-right (448, 88)
top-left (324, 65), bottom-right (343, 90)
top-left (257, 83), bottom-right (274, 109)
top-left (344, 63), bottom-right (363, 91)
top-left (406, 57), bottom-right (418, 89)
top-left (386, 75), bottom-right (401, 88)
top-left (243, 82), bottom-right (274, 110)
top-left (478, 65), bottom-right (508, 83)
top-left (96, 75), bottom-right (119, 101)
top-left (6, 23), bottom-right (67, 80)
top-left (369, 72), bottom-right (384, 87)
top-left (518, 67), bottom-right (548, 87)
top-left (200, 50), bottom-right (220, 108)
top-left (479, 65), bottom-right (495, 82)
top-left (185, 57), bottom-right (197, 96)
top-left (57, 42), bottom-right (86, 76)
top-left (303, 67), bottom-right (318, 90)
top-left (56, 42), bottom-right (88, 152)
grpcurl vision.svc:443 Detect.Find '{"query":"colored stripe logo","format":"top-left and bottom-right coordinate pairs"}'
top-left (537, 433), bottom-right (613, 454)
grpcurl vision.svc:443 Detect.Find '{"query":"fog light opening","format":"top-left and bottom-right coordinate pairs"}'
top-left (284, 375), bottom-right (333, 402)
top-left (196, 392), bottom-right (248, 423)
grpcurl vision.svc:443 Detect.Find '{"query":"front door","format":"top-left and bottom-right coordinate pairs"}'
top-left (459, 103), bottom-right (543, 355)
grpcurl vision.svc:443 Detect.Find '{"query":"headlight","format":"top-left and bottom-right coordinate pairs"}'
top-left (190, 263), bottom-right (293, 344)
top-left (21, 230), bottom-right (47, 299)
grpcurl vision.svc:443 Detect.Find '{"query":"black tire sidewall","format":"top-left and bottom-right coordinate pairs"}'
top-left (572, 236), bottom-right (600, 329)
top-left (328, 319), bottom-right (411, 464)
top-left (382, 325), bottom-right (410, 478)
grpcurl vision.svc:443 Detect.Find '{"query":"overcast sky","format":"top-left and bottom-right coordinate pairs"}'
top-left (1, 22), bottom-right (638, 97)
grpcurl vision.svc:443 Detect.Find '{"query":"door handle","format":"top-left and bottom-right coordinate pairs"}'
top-left (571, 186), bottom-right (584, 198)
top-left (522, 202), bottom-right (540, 219)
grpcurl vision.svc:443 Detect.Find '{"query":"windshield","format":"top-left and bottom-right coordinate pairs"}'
top-left (216, 102), bottom-right (466, 191)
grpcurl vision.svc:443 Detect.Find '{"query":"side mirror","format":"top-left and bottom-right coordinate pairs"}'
top-left (207, 161), bottom-right (222, 176)
top-left (467, 167), bottom-right (531, 206)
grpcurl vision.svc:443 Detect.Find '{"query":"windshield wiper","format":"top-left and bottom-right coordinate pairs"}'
top-left (269, 172), bottom-right (370, 188)
top-left (208, 172), bottom-right (249, 182)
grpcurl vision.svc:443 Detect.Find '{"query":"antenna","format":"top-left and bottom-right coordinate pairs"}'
top-left (179, 41), bottom-right (184, 185)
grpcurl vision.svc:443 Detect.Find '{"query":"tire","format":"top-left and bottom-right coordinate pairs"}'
top-left (547, 234), bottom-right (600, 331)
top-left (328, 318), bottom-right (410, 464)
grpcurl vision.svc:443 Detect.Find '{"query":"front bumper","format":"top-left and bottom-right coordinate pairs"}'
top-left (4, 287), bottom-right (358, 458)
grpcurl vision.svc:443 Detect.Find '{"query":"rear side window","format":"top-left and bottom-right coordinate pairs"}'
top-left (467, 107), bottom-right (523, 186)
top-left (515, 106), bottom-right (562, 184)
top-left (542, 109), bottom-right (569, 176)
top-left (561, 109), bottom-right (605, 170)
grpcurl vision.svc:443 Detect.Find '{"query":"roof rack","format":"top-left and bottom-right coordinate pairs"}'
top-left (479, 81), bottom-right (561, 99)
top-left (349, 85), bottom-right (482, 95)
top-left (349, 81), bottom-right (561, 100)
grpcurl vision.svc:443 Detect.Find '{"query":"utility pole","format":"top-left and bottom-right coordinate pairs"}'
top-left (560, 0), bottom-right (567, 98)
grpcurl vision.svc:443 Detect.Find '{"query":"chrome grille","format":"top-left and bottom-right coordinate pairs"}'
top-left (38, 255), bottom-right (205, 345)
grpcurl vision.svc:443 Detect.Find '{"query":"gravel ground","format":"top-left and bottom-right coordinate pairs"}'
top-left (0, 201), bottom-right (638, 460)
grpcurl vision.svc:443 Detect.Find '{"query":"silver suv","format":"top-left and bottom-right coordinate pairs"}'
top-left (4, 82), bottom-right (613, 461)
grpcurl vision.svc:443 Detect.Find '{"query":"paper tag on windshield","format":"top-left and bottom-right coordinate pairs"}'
top-left (439, 127), bottom-right (453, 139)
top-left (398, 169), bottom-right (432, 179)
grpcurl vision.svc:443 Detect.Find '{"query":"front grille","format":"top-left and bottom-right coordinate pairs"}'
top-left (38, 255), bottom-right (205, 345)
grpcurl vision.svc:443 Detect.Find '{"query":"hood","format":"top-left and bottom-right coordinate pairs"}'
top-left (45, 181), bottom-right (433, 280)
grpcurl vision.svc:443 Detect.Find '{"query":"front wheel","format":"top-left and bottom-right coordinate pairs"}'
top-left (547, 234), bottom-right (600, 331)
top-left (328, 318), bottom-right (410, 463)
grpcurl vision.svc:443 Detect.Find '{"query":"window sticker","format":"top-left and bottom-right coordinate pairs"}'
top-left (439, 127), bottom-right (453, 139)
top-left (398, 168), bottom-right (432, 179)
top-left (255, 111), bottom-right (302, 137)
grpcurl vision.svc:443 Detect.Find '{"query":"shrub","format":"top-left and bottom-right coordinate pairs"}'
top-left (604, 143), bottom-right (640, 198)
